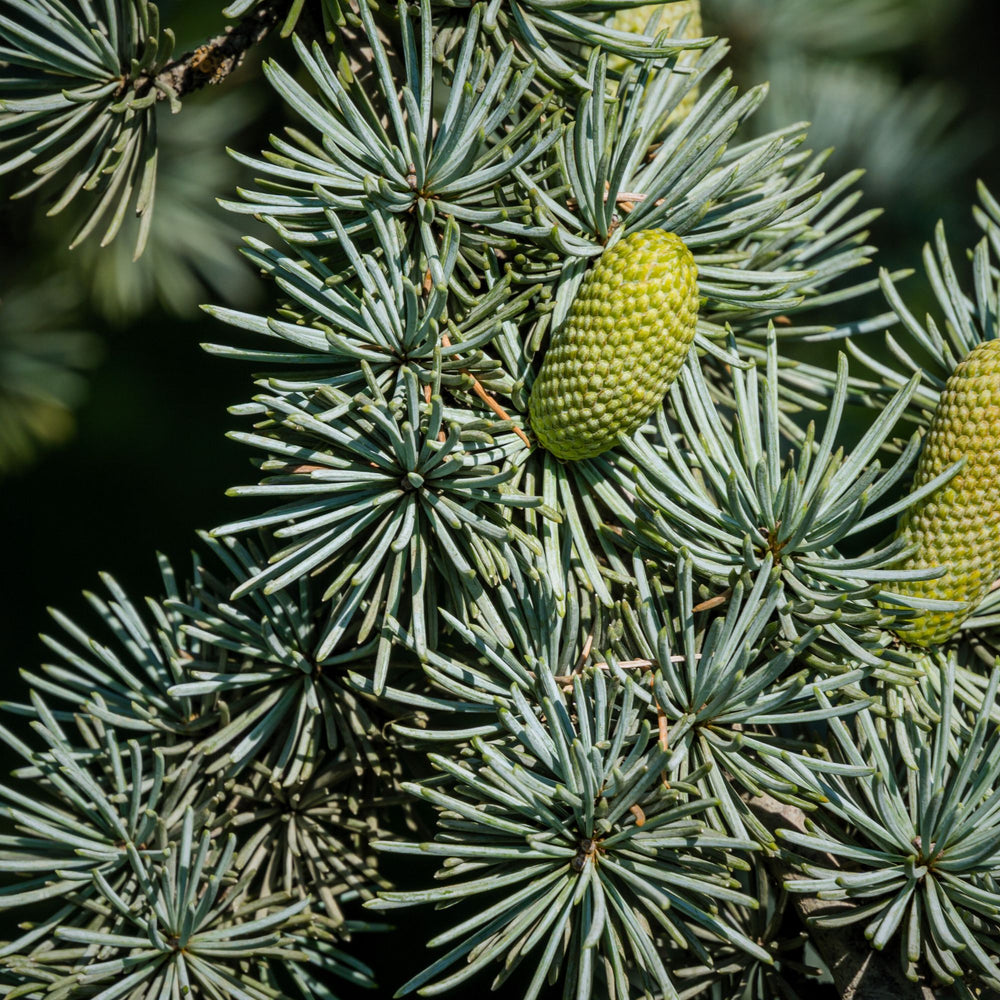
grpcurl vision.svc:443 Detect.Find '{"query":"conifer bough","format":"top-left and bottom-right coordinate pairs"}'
top-left (5, 1), bottom-right (1000, 999)
top-left (890, 338), bottom-right (1000, 646)
top-left (528, 229), bottom-right (699, 461)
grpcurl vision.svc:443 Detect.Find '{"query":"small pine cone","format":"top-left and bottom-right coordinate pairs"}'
top-left (528, 230), bottom-right (699, 461)
top-left (608, 0), bottom-right (701, 42)
top-left (607, 2), bottom-right (703, 122)
top-left (890, 339), bottom-right (1000, 646)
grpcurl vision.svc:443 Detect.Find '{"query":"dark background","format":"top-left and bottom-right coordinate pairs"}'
top-left (1, 1), bottom-right (999, 996)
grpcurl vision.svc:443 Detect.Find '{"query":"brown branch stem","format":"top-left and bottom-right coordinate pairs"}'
top-left (564, 187), bottom-right (665, 213)
top-left (141, 1), bottom-right (286, 102)
top-left (748, 794), bottom-right (941, 1000)
top-left (286, 464), bottom-right (327, 475)
top-left (551, 655), bottom-right (699, 683)
top-left (440, 333), bottom-right (532, 449)
top-left (692, 586), bottom-right (732, 613)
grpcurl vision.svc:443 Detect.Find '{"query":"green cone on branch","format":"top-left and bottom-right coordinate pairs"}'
top-left (607, 0), bottom-right (701, 46)
top-left (528, 229), bottom-right (699, 461)
top-left (607, 1), bottom-right (703, 122)
top-left (890, 339), bottom-right (1000, 646)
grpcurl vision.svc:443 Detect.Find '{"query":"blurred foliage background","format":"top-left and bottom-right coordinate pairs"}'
top-left (0, 2), bottom-right (997, 991)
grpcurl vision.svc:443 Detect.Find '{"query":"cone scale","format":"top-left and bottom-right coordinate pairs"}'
top-left (891, 339), bottom-right (1000, 646)
top-left (528, 229), bottom-right (699, 461)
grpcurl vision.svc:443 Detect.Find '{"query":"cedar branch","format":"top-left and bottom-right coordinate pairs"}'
top-left (748, 794), bottom-right (941, 1000)
top-left (141, 1), bottom-right (286, 102)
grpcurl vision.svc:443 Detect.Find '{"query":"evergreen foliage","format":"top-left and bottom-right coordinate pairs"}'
top-left (0, 0), bottom-right (173, 257)
top-left (1, 2), bottom-right (999, 999)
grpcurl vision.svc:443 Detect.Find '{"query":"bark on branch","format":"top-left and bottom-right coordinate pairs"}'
top-left (141, 1), bottom-right (287, 102)
top-left (747, 794), bottom-right (940, 1000)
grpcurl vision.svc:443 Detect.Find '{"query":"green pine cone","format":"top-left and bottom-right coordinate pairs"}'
top-left (607, 0), bottom-right (701, 46)
top-left (528, 230), bottom-right (699, 461)
top-left (606, 1), bottom-right (703, 123)
top-left (890, 339), bottom-right (1000, 646)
